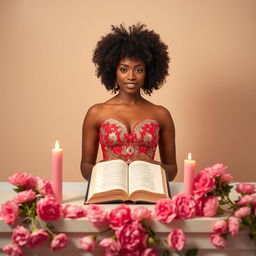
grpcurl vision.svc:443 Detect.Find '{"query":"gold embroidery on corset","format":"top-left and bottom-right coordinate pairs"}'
top-left (109, 132), bottom-right (117, 142)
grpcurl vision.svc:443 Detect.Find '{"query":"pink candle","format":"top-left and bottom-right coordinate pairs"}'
top-left (52, 140), bottom-right (63, 203)
top-left (184, 153), bottom-right (196, 195)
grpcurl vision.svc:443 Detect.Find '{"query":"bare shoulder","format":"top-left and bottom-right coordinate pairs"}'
top-left (153, 105), bottom-right (174, 128)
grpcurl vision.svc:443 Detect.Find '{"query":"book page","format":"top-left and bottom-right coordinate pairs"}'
top-left (93, 159), bottom-right (128, 194)
top-left (128, 161), bottom-right (164, 195)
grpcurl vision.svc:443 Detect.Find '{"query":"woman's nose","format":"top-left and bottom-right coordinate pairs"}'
top-left (127, 70), bottom-right (135, 80)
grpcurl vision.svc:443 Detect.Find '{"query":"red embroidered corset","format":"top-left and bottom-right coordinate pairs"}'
top-left (99, 118), bottom-right (160, 160)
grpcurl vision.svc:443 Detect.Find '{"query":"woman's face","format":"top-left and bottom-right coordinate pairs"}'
top-left (116, 58), bottom-right (145, 94)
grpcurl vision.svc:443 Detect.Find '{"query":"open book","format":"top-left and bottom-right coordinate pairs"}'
top-left (85, 159), bottom-right (170, 204)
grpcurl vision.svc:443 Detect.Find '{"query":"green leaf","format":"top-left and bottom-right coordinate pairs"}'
top-left (162, 250), bottom-right (170, 256)
top-left (186, 248), bottom-right (198, 256)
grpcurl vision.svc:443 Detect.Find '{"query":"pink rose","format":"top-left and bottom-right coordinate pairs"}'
top-left (99, 238), bottom-right (120, 256)
top-left (196, 196), bottom-right (219, 217)
top-left (63, 204), bottom-right (86, 219)
top-left (237, 195), bottom-right (256, 206)
top-left (131, 206), bottom-right (151, 222)
top-left (116, 221), bottom-right (147, 252)
top-left (220, 173), bottom-right (234, 184)
top-left (13, 190), bottom-right (36, 204)
top-left (36, 195), bottom-right (62, 221)
top-left (50, 233), bottom-right (69, 252)
top-left (228, 216), bottom-right (240, 237)
top-left (210, 234), bottom-right (226, 249)
top-left (212, 220), bottom-right (228, 234)
top-left (25, 177), bottom-right (37, 190)
top-left (86, 204), bottom-right (108, 227)
top-left (109, 204), bottom-right (131, 230)
top-left (193, 171), bottom-right (215, 196)
top-left (35, 176), bottom-right (54, 196)
top-left (154, 198), bottom-right (176, 223)
top-left (167, 228), bottom-right (186, 251)
top-left (173, 193), bottom-right (196, 219)
top-left (0, 200), bottom-right (19, 224)
top-left (236, 183), bottom-right (256, 194)
top-left (141, 248), bottom-right (158, 256)
top-left (80, 236), bottom-right (95, 252)
top-left (234, 206), bottom-right (251, 218)
top-left (27, 229), bottom-right (49, 248)
top-left (8, 172), bottom-right (32, 187)
top-left (3, 243), bottom-right (24, 256)
top-left (12, 225), bottom-right (30, 247)
top-left (204, 163), bottom-right (227, 178)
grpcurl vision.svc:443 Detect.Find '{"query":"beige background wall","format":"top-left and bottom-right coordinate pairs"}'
top-left (0, 0), bottom-right (256, 183)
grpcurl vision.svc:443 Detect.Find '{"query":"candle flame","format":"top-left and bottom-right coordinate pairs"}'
top-left (188, 152), bottom-right (192, 160)
top-left (55, 140), bottom-right (60, 150)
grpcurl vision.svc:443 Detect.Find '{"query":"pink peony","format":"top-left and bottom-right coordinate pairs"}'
top-left (109, 204), bottom-right (131, 230)
top-left (228, 216), bottom-right (240, 237)
top-left (13, 189), bottom-right (36, 204)
top-left (0, 200), bottom-right (19, 224)
top-left (2, 243), bottom-right (24, 256)
top-left (234, 206), bottom-right (251, 218)
top-left (50, 233), bottom-right (69, 251)
top-left (173, 193), bottom-right (196, 219)
top-left (131, 206), bottom-right (151, 222)
top-left (196, 196), bottom-right (219, 217)
top-left (236, 183), bottom-right (256, 194)
top-left (115, 221), bottom-right (147, 252)
top-left (220, 173), bottom-right (234, 184)
top-left (210, 234), bottom-right (226, 249)
top-left (154, 198), bottom-right (176, 223)
top-left (35, 176), bottom-right (54, 196)
top-left (167, 228), bottom-right (186, 251)
top-left (63, 204), bottom-right (86, 219)
top-left (8, 172), bottom-right (32, 187)
top-left (212, 220), bottom-right (228, 234)
top-left (237, 195), bottom-right (256, 206)
top-left (86, 204), bottom-right (108, 227)
top-left (12, 225), bottom-right (30, 247)
top-left (80, 236), bottom-right (95, 252)
top-left (204, 163), bottom-right (227, 178)
top-left (36, 195), bottom-right (62, 221)
top-left (27, 229), bottom-right (49, 248)
top-left (141, 248), bottom-right (158, 256)
top-left (193, 170), bottom-right (215, 196)
top-left (99, 237), bottom-right (120, 256)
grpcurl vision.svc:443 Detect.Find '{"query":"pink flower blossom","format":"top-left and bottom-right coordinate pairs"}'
top-left (115, 221), bottom-right (147, 252)
top-left (237, 195), bottom-right (256, 206)
top-left (0, 200), bottom-right (19, 224)
top-left (12, 225), bottom-right (30, 247)
top-left (50, 233), bottom-right (69, 252)
top-left (228, 216), bottom-right (240, 237)
top-left (2, 243), bottom-right (24, 256)
top-left (196, 196), bottom-right (219, 217)
top-left (167, 228), bottom-right (186, 251)
top-left (173, 193), bottom-right (196, 219)
top-left (204, 163), bottom-right (227, 178)
top-left (141, 248), bottom-right (158, 256)
top-left (63, 204), bottom-right (86, 219)
top-left (99, 238), bottom-right (120, 256)
top-left (109, 204), bottom-right (131, 230)
top-left (210, 234), bottom-right (226, 249)
top-left (234, 206), bottom-right (251, 218)
top-left (193, 170), bottom-right (215, 196)
top-left (8, 172), bottom-right (32, 187)
top-left (131, 206), bottom-right (151, 222)
top-left (80, 236), bottom-right (95, 252)
top-left (154, 198), bottom-right (176, 223)
top-left (36, 195), bottom-right (62, 221)
top-left (35, 176), bottom-right (54, 196)
top-left (212, 220), bottom-right (228, 234)
top-left (13, 190), bottom-right (36, 204)
top-left (220, 173), bottom-right (234, 184)
top-left (27, 229), bottom-right (49, 248)
top-left (236, 183), bottom-right (256, 194)
top-left (86, 204), bottom-right (108, 227)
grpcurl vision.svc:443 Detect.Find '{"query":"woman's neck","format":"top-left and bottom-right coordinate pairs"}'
top-left (114, 91), bottom-right (144, 105)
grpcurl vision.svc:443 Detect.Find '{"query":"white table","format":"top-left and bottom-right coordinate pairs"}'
top-left (0, 182), bottom-right (255, 256)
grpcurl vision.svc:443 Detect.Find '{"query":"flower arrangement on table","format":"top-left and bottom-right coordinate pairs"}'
top-left (1, 163), bottom-right (256, 256)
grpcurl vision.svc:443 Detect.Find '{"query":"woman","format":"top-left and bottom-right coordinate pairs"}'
top-left (81, 24), bottom-right (177, 181)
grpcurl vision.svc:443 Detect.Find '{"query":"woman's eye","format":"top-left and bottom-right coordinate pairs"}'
top-left (136, 68), bottom-right (143, 73)
top-left (120, 68), bottom-right (127, 73)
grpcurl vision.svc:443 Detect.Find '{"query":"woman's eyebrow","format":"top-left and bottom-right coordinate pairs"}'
top-left (119, 64), bottom-right (144, 67)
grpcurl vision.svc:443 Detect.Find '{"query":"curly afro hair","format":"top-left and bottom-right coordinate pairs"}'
top-left (92, 23), bottom-right (170, 95)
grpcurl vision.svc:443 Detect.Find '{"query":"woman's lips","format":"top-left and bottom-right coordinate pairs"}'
top-left (125, 83), bottom-right (137, 89)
